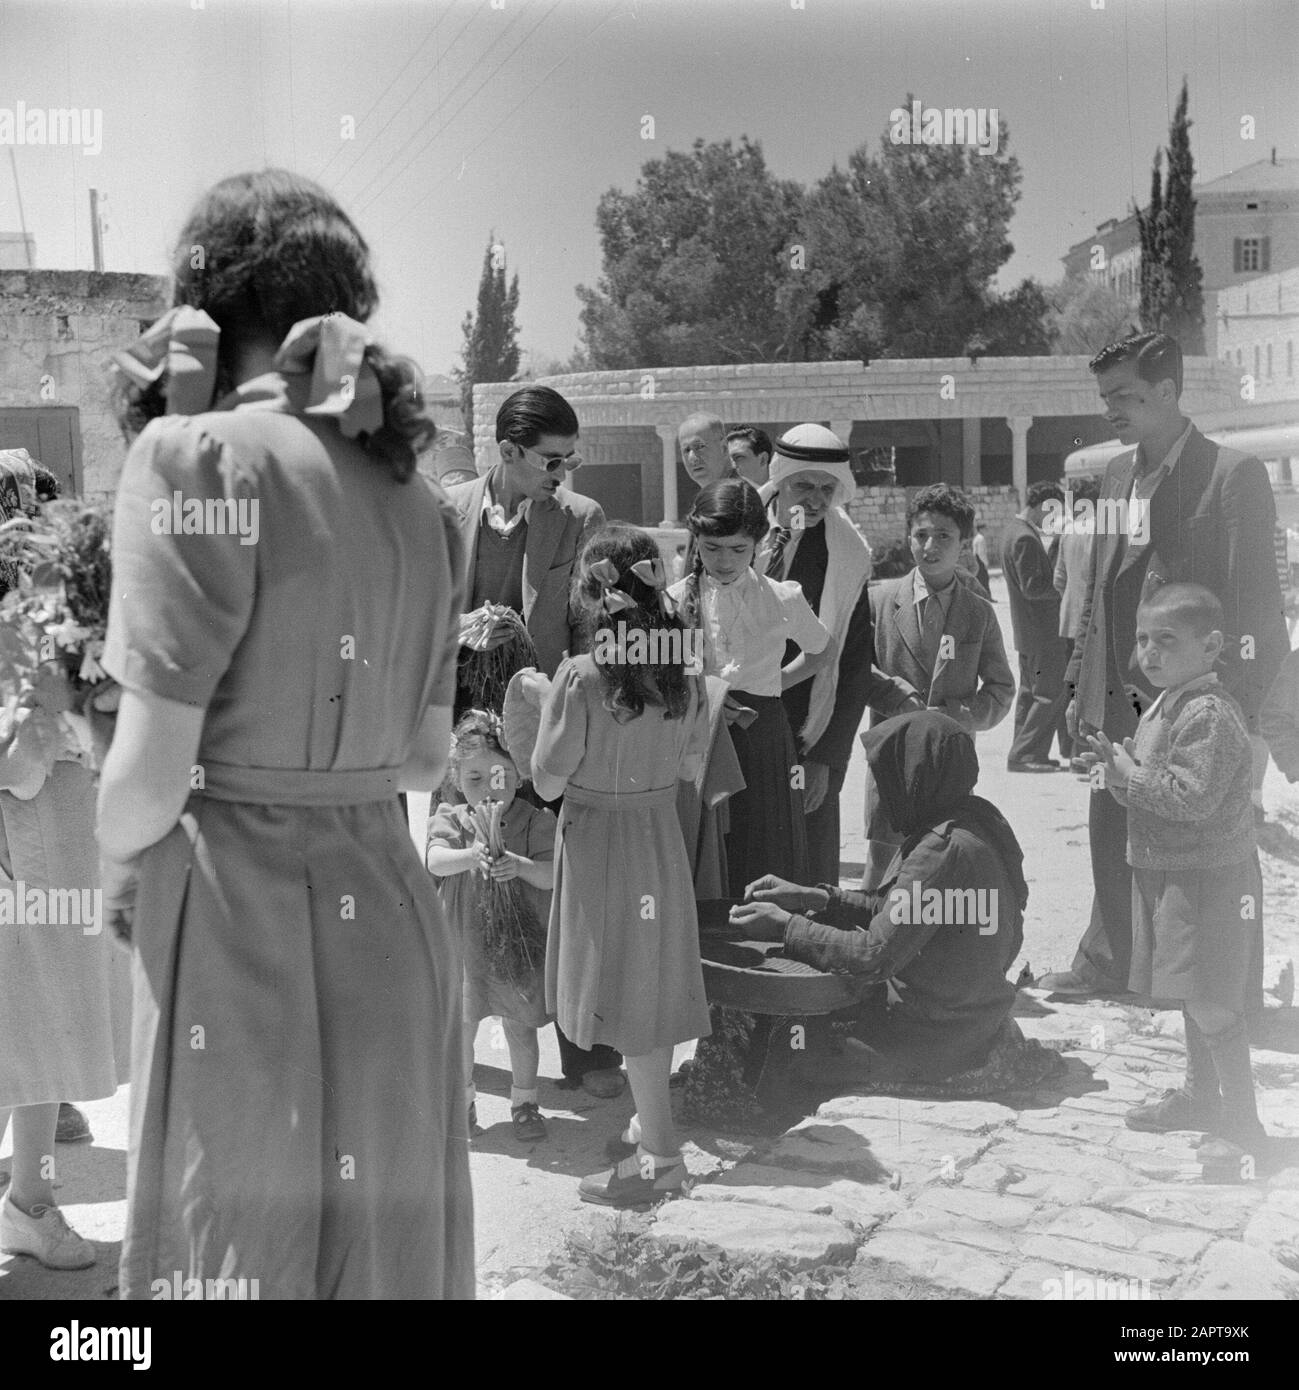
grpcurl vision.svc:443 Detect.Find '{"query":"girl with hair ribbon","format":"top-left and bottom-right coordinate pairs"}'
top-left (528, 523), bottom-right (711, 1207)
top-left (668, 478), bottom-right (835, 898)
top-left (98, 169), bottom-right (473, 1299)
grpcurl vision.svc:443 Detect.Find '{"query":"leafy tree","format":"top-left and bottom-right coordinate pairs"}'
top-left (456, 233), bottom-right (521, 428)
top-left (1136, 80), bottom-right (1205, 352)
top-left (520, 348), bottom-right (589, 379)
top-left (973, 279), bottom-right (1055, 356)
top-left (1046, 276), bottom-right (1137, 355)
top-left (794, 98), bottom-right (1029, 358)
top-left (576, 137), bottom-right (808, 368)
top-left (576, 103), bottom-right (1042, 367)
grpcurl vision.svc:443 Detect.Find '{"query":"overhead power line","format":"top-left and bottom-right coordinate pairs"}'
top-left (316, 0), bottom-right (480, 189)
top-left (382, 1), bottom-right (627, 237)
top-left (353, 0), bottom-right (560, 216)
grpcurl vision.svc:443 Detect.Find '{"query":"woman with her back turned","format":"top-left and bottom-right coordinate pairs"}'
top-left (99, 170), bottom-right (473, 1298)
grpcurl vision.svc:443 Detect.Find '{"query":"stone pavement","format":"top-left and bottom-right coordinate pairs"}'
top-left (7, 572), bottom-right (1299, 1301)
top-left (635, 994), bottom-right (1299, 1300)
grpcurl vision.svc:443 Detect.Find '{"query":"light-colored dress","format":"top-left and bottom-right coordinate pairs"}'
top-left (427, 799), bottom-right (555, 1028)
top-left (104, 397), bottom-right (473, 1301)
top-left (533, 656), bottom-right (711, 1055)
top-left (0, 758), bottom-right (131, 1107)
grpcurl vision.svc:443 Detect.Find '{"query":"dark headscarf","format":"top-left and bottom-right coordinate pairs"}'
top-left (863, 710), bottom-right (1028, 913)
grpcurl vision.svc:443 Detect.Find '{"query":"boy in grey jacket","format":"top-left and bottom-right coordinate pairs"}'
top-left (1090, 582), bottom-right (1266, 1171)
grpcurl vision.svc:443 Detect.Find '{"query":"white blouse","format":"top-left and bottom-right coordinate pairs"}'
top-left (669, 567), bottom-right (829, 697)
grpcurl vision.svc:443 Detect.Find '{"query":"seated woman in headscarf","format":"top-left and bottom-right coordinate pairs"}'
top-left (729, 710), bottom-right (1062, 1095)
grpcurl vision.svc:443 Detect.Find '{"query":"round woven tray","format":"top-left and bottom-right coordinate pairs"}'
top-left (696, 899), bottom-right (858, 1017)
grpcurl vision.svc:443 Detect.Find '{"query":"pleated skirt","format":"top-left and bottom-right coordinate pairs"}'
top-left (119, 794), bottom-right (475, 1301)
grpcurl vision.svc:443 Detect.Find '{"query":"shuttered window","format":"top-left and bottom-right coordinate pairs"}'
top-left (1234, 237), bottom-right (1269, 273)
top-left (0, 408), bottom-right (81, 496)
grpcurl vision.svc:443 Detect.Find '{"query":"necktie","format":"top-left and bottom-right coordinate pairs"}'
top-left (920, 592), bottom-right (945, 670)
top-left (765, 527), bottom-right (792, 580)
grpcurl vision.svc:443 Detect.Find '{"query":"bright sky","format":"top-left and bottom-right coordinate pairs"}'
top-left (0, 0), bottom-right (1295, 378)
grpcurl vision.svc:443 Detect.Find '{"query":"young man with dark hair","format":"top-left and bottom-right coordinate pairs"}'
top-left (1003, 480), bottom-right (1069, 771)
top-left (446, 385), bottom-right (599, 683)
top-left (1039, 331), bottom-right (1287, 999)
top-left (725, 426), bottom-right (773, 487)
top-left (862, 483), bottom-right (1014, 885)
top-left (445, 385), bottom-right (626, 1097)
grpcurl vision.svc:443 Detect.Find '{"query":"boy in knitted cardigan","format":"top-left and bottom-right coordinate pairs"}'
top-left (1089, 582), bottom-right (1267, 1170)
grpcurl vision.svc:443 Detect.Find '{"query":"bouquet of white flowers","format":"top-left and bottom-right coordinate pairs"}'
top-left (0, 497), bottom-right (118, 789)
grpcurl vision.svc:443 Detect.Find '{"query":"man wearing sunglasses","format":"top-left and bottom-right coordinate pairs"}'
top-left (445, 385), bottom-right (603, 685)
top-left (444, 386), bottom-right (626, 1099)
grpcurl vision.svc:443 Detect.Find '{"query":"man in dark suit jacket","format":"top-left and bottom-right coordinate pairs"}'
top-left (1039, 333), bottom-right (1287, 999)
top-left (446, 385), bottom-right (622, 1096)
top-left (1002, 481), bottom-right (1070, 771)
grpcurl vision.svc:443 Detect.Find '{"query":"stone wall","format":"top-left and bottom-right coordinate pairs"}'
top-left (0, 270), bottom-right (170, 497)
top-left (847, 483), bottom-right (1020, 560)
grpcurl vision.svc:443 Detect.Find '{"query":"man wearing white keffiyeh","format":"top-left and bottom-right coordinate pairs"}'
top-left (759, 425), bottom-right (921, 884)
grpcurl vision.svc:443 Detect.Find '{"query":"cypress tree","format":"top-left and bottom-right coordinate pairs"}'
top-left (1160, 79), bottom-right (1206, 352)
top-left (1136, 151), bottom-right (1165, 331)
top-left (1135, 80), bottom-right (1205, 352)
top-left (456, 234), bottom-right (521, 431)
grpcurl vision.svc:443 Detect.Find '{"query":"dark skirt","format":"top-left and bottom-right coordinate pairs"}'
top-left (725, 691), bottom-right (808, 899)
top-left (1130, 857), bottom-right (1263, 1010)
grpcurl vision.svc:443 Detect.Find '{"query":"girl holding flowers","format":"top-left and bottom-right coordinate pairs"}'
top-left (426, 709), bottom-right (554, 1144)
top-left (0, 457), bottom-right (127, 1272)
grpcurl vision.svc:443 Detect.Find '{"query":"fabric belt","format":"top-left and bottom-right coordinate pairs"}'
top-left (562, 784), bottom-right (677, 810)
top-left (195, 760), bottom-right (403, 806)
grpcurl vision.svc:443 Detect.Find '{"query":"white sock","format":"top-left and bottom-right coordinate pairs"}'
top-left (510, 1087), bottom-right (538, 1108)
top-left (621, 1113), bottom-right (642, 1146)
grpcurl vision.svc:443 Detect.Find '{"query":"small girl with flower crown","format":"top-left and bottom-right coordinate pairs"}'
top-left (426, 709), bottom-right (555, 1144)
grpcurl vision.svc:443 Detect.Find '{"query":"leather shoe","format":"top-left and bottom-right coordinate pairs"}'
top-left (581, 1068), bottom-right (627, 1100)
top-left (579, 1154), bottom-right (687, 1208)
top-left (1035, 969), bottom-right (1128, 998)
top-left (55, 1103), bottom-right (92, 1145)
top-left (0, 1194), bottom-right (95, 1270)
top-left (1126, 1088), bottom-right (1219, 1133)
top-left (1007, 759), bottom-right (1061, 773)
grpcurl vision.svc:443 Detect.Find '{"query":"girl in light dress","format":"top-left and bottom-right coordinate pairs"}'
top-left (530, 523), bottom-right (710, 1207)
top-left (426, 710), bottom-right (555, 1145)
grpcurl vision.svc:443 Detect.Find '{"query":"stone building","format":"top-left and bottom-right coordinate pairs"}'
top-left (1217, 265), bottom-right (1299, 406)
top-left (0, 269), bottom-right (169, 499)
top-left (1062, 152), bottom-right (1299, 354)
